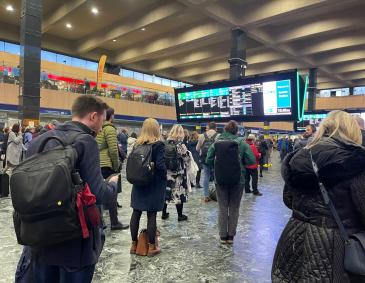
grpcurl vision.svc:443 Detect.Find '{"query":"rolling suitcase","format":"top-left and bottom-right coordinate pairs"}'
top-left (0, 170), bottom-right (9, 197)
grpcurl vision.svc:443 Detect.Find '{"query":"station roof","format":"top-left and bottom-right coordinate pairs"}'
top-left (0, 0), bottom-right (365, 89)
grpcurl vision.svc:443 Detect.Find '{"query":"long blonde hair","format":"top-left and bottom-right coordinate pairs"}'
top-left (168, 124), bottom-right (184, 142)
top-left (136, 118), bottom-right (160, 145)
top-left (308, 110), bottom-right (362, 147)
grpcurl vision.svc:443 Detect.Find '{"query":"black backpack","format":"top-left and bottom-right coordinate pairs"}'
top-left (126, 144), bottom-right (154, 186)
top-left (214, 139), bottom-right (242, 186)
top-left (200, 133), bottom-right (218, 164)
top-left (10, 134), bottom-right (84, 248)
top-left (164, 141), bottom-right (181, 172)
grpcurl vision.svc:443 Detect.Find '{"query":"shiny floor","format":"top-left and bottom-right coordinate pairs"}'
top-left (0, 152), bottom-right (290, 283)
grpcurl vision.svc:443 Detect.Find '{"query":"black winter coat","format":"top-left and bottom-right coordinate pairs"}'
top-left (131, 141), bottom-right (167, 211)
top-left (272, 137), bottom-right (365, 283)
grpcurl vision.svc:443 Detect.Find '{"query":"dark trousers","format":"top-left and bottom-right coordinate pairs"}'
top-left (130, 209), bottom-right (157, 244)
top-left (33, 261), bottom-right (95, 283)
top-left (245, 168), bottom-right (259, 193)
top-left (101, 167), bottom-right (119, 225)
top-left (216, 183), bottom-right (244, 238)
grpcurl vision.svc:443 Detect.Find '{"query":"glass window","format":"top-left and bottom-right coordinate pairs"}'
top-left (0, 41), bottom-right (4, 52)
top-left (4, 42), bottom-right (20, 55)
top-left (162, 78), bottom-right (171, 86)
top-left (143, 74), bottom-right (153, 83)
top-left (153, 76), bottom-right (162, 85)
top-left (56, 54), bottom-right (72, 65)
top-left (86, 61), bottom-right (98, 71)
top-left (354, 86), bottom-right (365, 95)
top-left (71, 57), bottom-right (86, 69)
top-left (41, 50), bottom-right (57, 62)
top-left (171, 80), bottom-right (179, 88)
top-left (122, 69), bottom-right (134, 78)
top-left (134, 71), bottom-right (143, 81)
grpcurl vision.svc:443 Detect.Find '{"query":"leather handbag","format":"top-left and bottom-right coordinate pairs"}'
top-left (309, 150), bottom-right (365, 275)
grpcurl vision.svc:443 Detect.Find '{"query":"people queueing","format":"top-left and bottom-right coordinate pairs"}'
top-left (294, 124), bottom-right (316, 151)
top-left (257, 135), bottom-right (269, 177)
top-left (129, 118), bottom-right (167, 257)
top-left (24, 95), bottom-right (118, 282)
top-left (5, 124), bottom-right (23, 173)
top-left (279, 136), bottom-right (290, 162)
top-left (196, 122), bottom-right (219, 202)
top-left (117, 128), bottom-right (128, 160)
top-left (272, 110), bottom-right (365, 282)
top-left (23, 126), bottom-right (34, 150)
top-left (162, 124), bottom-right (190, 221)
top-left (206, 120), bottom-right (256, 244)
top-left (187, 131), bottom-right (202, 188)
top-left (96, 107), bottom-right (129, 231)
top-left (245, 134), bottom-right (263, 196)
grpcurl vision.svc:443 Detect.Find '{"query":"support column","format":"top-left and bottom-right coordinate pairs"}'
top-left (307, 68), bottom-right (317, 112)
top-left (228, 28), bottom-right (247, 80)
top-left (263, 121), bottom-right (270, 139)
top-left (18, 0), bottom-right (42, 126)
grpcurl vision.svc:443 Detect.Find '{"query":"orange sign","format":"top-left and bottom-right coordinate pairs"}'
top-left (97, 55), bottom-right (107, 90)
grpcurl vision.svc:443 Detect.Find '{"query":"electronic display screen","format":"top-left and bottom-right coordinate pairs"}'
top-left (175, 71), bottom-right (299, 122)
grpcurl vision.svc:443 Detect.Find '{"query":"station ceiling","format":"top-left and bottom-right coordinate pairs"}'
top-left (1, 0), bottom-right (365, 89)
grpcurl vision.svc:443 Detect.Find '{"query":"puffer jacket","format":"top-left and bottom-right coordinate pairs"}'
top-left (272, 136), bottom-right (365, 283)
top-left (96, 122), bottom-right (120, 172)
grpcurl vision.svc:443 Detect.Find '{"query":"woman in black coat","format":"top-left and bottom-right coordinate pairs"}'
top-left (129, 118), bottom-right (167, 257)
top-left (272, 110), bottom-right (365, 283)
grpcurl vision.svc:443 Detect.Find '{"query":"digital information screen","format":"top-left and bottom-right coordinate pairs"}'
top-left (175, 71), bottom-right (300, 122)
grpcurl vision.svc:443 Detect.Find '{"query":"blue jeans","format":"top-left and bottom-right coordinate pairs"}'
top-left (202, 164), bottom-right (211, 197)
top-left (33, 261), bottom-right (95, 283)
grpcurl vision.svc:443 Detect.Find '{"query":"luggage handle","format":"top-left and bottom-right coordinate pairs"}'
top-left (38, 136), bottom-right (67, 153)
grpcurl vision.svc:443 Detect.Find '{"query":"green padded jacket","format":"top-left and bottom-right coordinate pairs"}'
top-left (96, 121), bottom-right (120, 172)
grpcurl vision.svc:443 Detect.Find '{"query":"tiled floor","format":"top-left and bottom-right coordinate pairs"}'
top-left (0, 152), bottom-right (290, 283)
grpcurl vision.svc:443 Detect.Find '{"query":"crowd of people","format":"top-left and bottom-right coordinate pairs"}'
top-left (3, 95), bottom-right (364, 282)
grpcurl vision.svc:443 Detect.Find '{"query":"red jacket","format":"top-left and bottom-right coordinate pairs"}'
top-left (245, 141), bottom-right (261, 169)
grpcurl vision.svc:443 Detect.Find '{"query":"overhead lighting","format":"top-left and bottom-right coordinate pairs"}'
top-left (6, 5), bottom-right (14, 12)
top-left (66, 23), bottom-right (72, 29)
top-left (91, 7), bottom-right (98, 14)
top-left (112, 39), bottom-right (117, 42)
top-left (141, 28), bottom-right (146, 31)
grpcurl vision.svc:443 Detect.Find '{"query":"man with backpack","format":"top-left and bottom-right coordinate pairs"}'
top-left (12, 95), bottom-right (118, 282)
top-left (196, 122), bottom-right (219, 202)
top-left (206, 120), bottom-right (255, 244)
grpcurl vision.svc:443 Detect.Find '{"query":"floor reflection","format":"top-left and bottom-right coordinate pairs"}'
top-left (0, 153), bottom-right (290, 283)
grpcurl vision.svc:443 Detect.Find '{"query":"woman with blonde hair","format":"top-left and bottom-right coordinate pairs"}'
top-left (129, 118), bottom-right (167, 257)
top-left (272, 110), bottom-right (365, 282)
top-left (162, 124), bottom-right (191, 221)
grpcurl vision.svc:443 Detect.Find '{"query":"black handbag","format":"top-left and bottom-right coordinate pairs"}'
top-left (309, 150), bottom-right (365, 275)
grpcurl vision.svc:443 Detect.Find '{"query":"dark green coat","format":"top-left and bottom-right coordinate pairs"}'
top-left (96, 122), bottom-right (120, 172)
top-left (205, 132), bottom-right (256, 184)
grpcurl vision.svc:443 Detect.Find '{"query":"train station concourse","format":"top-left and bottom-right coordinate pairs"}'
top-left (1, 0), bottom-right (365, 282)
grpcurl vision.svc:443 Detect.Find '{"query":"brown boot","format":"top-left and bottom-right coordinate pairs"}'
top-left (147, 243), bottom-right (161, 257)
top-left (130, 241), bottom-right (138, 254)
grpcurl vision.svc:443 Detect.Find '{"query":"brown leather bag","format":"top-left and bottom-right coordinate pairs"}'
top-left (135, 229), bottom-right (160, 256)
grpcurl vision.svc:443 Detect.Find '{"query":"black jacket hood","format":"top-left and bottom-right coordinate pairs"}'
top-left (282, 137), bottom-right (365, 189)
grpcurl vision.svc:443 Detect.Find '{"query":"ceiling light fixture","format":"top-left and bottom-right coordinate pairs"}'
top-left (66, 23), bottom-right (72, 29)
top-left (6, 5), bottom-right (14, 12)
top-left (141, 28), bottom-right (146, 31)
top-left (112, 39), bottom-right (117, 42)
top-left (91, 7), bottom-right (98, 14)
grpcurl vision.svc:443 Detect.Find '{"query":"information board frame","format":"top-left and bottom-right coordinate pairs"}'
top-left (175, 70), bottom-right (299, 122)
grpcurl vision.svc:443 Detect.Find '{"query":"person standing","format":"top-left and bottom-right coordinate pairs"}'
top-left (127, 132), bottom-right (138, 157)
top-left (257, 135), bottom-right (268, 177)
top-left (196, 122), bottom-right (219, 202)
top-left (129, 118), bottom-right (167, 257)
top-left (188, 131), bottom-right (202, 188)
top-left (272, 110), bottom-right (365, 282)
top-left (117, 128), bottom-right (128, 161)
top-left (206, 120), bottom-right (255, 244)
top-left (245, 134), bottom-right (262, 196)
top-left (96, 107), bottom-right (129, 231)
top-left (6, 124), bottom-right (23, 172)
top-left (294, 124), bottom-right (316, 150)
top-left (2, 127), bottom-right (9, 168)
top-left (162, 124), bottom-right (190, 221)
top-left (26, 94), bottom-right (118, 283)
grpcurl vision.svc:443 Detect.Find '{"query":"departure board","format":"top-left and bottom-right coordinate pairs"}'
top-left (175, 70), bottom-right (298, 122)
